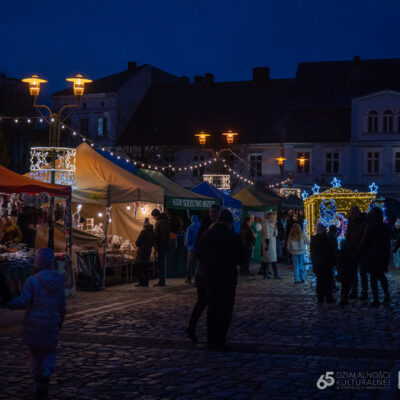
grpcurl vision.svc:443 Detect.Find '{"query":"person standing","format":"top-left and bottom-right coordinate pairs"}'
top-left (185, 204), bottom-right (220, 344)
top-left (346, 206), bottom-right (368, 299)
top-left (391, 217), bottom-right (400, 268)
top-left (327, 225), bottom-right (339, 293)
top-left (185, 215), bottom-right (200, 284)
top-left (7, 248), bottom-right (66, 399)
top-left (357, 207), bottom-right (391, 306)
top-left (262, 212), bottom-right (280, 279)
top-left (135, 218), bottom-right (155, 287)
top-left (287, 223), bottom-right (309, 283)
top-left (335, 239), bottom-right (357, 306)
top-left (151, 209), bottom-right (170, 287)
top-left (252, 216), bottom-right (263, 264)
top-left (239, 215), bottom-right (256, 276)
top-left (310, 223), bottom-right (336, 304)
top-left (198, 209), bottom-right (245, 351)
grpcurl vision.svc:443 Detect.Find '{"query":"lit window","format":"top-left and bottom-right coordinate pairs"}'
top-left (367, 151), bottom-right (380, 174)
top-left (383, 110), bottom-right (393, 132)
top-left (368, 110), bottom-right (378, 133)
top-left (249, 154), bottom-right (262, 177)
top-left (326, 152), bottom-right (339, 174)
top-left (296, 152), bottom-right (310, 174)
top-left (97, 117), bottom-right (107, 137)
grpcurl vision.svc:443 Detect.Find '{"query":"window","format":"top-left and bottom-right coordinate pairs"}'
top-left (97, 117), bottom-right (107, 137)
top-left (383, 110), bottom-right (393, 132)
top-left (325, 152), bottom-right (339, 174)
top-left (368, 110), bottom-right (378, 133)
top-left (80, 118), bottom-right (89, 135)
top-left (395, 152), bottom-right (400, 173)
top-left (249, 154), bottom-right (262, 177)
top-left (82, 102), bottom-right (87, 110)
top-left (100, 101), bottom-right (104, 108)
top-left (193, 155), bottom-right (204, 177)
top-left (296, 152), bottom-right (310, 174)
top-left (367, 151), bottom-right (380, 174)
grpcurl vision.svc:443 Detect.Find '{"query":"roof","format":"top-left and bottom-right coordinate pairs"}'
top-left (72, 143), bottom-right (164, 204)
top-left (53, 65), bottom-right (180, 96)
top-left (233, 183), bottom-right (282, 211)
top-left (191, 181), bottom-right (242, 209)
top-left (135, 169), bottom-right (218, 210)
top-left (117, 78), bottom-right (293, 146)
top-left (0, 165), bottom-right (71, 197)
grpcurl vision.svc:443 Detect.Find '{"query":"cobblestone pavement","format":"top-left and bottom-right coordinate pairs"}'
top-left (2, 263), bottom-right (400, 399)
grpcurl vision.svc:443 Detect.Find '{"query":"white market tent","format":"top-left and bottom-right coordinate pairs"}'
top-left (72, 143), bottom-right (164, 205)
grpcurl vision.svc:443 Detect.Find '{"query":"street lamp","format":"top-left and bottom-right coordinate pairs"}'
top-left (275, 156), bottom-right (286, 179)
top-left (222, 130), bottom-right (238, 144)
top-left (297, 155), bottom-right (308, 168)
top-left (195, 131), bottom-right (211, 145)
top-left (22, 73), bottom-right (92, 250)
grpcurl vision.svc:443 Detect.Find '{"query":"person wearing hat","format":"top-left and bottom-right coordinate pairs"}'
top-left (7, 248), bottom-right (66, 399)
top-left (198, 208), bottom-right (245, 351)
top-left (135, 218), bottom-right (155, 287)
top-left (151, 209), bottom-right (171, 287)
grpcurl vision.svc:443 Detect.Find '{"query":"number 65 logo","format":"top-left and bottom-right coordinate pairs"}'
top-left (316, 372), bottom-right (335, 390)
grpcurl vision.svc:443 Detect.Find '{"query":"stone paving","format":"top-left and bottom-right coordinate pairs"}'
top-left (1, 263), bottom-right (400, 399)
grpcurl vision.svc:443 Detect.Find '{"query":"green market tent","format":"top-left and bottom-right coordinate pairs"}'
top-left (135, 169), bottom-right (219, 210)
top-left (233, 183), bottom-right (282, 212)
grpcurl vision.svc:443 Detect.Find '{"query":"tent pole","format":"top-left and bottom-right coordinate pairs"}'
top-left (102, 185), bottom-right (111, 288)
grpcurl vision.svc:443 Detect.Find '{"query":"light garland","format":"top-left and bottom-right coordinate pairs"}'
top-left (0, 115), bottom-right (255, 184)
top-left (267, 177), bottom-right (291, 189)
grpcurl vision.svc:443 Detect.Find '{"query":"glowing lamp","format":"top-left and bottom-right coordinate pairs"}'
top-left (22, 75), bottom-right (47, 97)
top-left (195, 131), bottom-right (210, 145)
top-left (66, 74), bottom-right (92, 97)
top-left (222, 130), bottom-right (238, 144)
top-left (297, 156), bottom-right (307, 167)
top-left (275, 156), bottom-right (287, 166)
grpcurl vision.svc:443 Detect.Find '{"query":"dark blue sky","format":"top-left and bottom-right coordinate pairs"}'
top-left (2, 0), bottom-right (399, 100)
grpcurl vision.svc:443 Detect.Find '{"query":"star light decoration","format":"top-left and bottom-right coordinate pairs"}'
top-left (369, 182), bottom-right (378, 194)
top-left (330, 177), bottom-right (341, 188)
top-left (311, 183), bottom-right (320, 195)
top-left (301, 190), bottom-right (309, 200)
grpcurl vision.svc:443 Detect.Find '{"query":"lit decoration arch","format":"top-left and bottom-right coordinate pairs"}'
top-left (303, 187), bottom-right (376, 239)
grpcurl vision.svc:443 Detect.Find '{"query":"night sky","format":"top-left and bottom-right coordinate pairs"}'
top-left (2, 0), bottom-right (400, 100)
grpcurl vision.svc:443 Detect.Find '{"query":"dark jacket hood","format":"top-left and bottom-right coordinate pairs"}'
top-left (36, 270), bottom-right (65, 294)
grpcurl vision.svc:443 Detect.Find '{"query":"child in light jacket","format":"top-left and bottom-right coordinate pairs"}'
top-left (7, 248), bottom-right (66, 399)
top-left (287, 223), bottom-right (310, 283)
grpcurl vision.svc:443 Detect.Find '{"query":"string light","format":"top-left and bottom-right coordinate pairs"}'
top-left (268, 177), bottom-right (291, 188)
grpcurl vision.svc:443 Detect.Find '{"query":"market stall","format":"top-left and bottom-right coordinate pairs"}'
top-left (191, 181), bottom-right (242, 232)
top-left (0, 165), bottom-right (72, 302)
top-left (71, 143), bottom-right (165, 287)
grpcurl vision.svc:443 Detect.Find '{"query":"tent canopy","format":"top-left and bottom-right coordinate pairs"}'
top-left (191, 182), bottom-right (242, 210)
top-left (72, 143), bottom-right (164, 205)
top-left (136, 169), bottom-right (218, 210)
top-left (233, 183), bottom-right (282, 211)
top-left (0, 165), bottom-right (71, 197)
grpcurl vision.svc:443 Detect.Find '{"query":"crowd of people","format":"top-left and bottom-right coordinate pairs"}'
top-left (4, 203), bottom-right (398, 398)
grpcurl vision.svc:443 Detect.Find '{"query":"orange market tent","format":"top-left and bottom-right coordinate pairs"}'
top-left (0, 165), bottom-right (71, 197)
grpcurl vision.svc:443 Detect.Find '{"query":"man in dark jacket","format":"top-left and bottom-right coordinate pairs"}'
top-left (357, 207), bottom-right (391, 306)
top-left (346, 207), bottom-right (368, 299)
top-left (198, 209), bottom-right (245, 351)
top-left (135, 218), bottom-right (155, 287)
top-left (310, 223), bottom-right (336, 304)
top-left (151, 209), bottom-right (170, 287)
top-left (239, 215), bottom-right (255, 276)
top-left (185, 204), bottom-right (220, 345)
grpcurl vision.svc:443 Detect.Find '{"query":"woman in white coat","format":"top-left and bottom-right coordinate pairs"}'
top-left (262, 212), bottom-right (280, 279)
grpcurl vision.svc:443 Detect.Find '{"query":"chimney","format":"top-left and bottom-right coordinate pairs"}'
top-left (353, 56), bottom-right (360, 62)
top-left (128, 61), bottom-right (137, 71)
top-left (179, 76), bottom-right (190, 83)
top-left (204, 73), bottom-right (214, 84)
top-left (193, 75), bottom-right (204, 84)
top-left (253, 67), bottom-right (270, 83)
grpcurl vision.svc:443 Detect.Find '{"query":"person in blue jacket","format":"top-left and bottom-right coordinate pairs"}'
top-left (7, 248), bottom-right (66, 399)
top-left (185, 215), bottom-right (200, 284)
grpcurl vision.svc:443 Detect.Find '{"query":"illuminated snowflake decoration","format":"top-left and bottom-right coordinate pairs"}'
top-left (30, 147), bottom-right (76, 186)
top-left (301, 191), bottom-right (309, 200)
top-left (330, 177), bottom-right (341, 188)
top-left (311, 183), bottom-right (320, 195)
top-left (369, 182), bottom-right (378, 194)
top-left (203, 174), bottom-right (231, 191)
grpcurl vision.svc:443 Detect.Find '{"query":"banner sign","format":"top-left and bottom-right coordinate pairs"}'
top-left (166, 197), bottom-right (219, 210)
